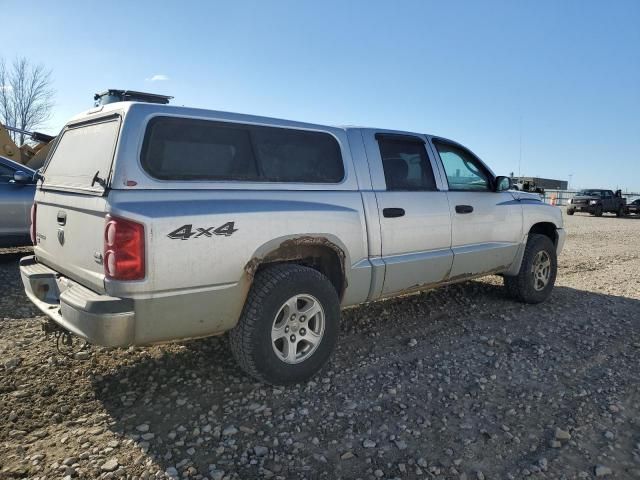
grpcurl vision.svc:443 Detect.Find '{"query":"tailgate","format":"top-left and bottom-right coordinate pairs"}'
top-left (33, 113), bottom-right (121, 293)
top-left (34, 190), bottom-right (108, 293)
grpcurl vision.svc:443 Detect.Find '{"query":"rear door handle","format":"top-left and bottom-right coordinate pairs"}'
top-left (455, 205), bottom-right (474, 214)
top-left (56, 210), bottom-right (67, 226)
top-left (383, 207), bottom-right (405, 218)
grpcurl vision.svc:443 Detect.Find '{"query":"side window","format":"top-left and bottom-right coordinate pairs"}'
top-left (252, 127), bottom-right (344, 183)
top-left (0, 164), bottom-right (15, 184)
top-left (141, 117), bottom-right (344, 183)
top-left (141, 117), bottom-right (260, 181)
top-left (434, 141), bottom-right (492, 192)
top-left (377, 137), bottom-right (437, 191)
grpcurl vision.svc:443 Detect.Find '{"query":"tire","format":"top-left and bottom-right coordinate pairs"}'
top-left (616, 206), bottom-right (625, 217)
top-left (229, 264), bottom-right (340, 385)
top-left (566, 209), bottom-right (574, 216)
top-left (504, 234), bottom-right (557, 304)
top-left (594, 206), bottom-right (603, 217)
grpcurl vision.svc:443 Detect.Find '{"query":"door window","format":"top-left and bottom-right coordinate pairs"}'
top-left (434, 141), bottom-right (492, 191)
top-left (377, 137), bottom-right (436, 191)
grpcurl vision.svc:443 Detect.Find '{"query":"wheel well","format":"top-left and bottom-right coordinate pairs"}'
top-left (245, 238), bottom-right (346, 299)
top-left (529, 222), bottom-right (557, 245)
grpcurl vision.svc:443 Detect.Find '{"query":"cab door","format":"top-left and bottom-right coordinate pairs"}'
top-left (602, 190), bottom-right (614, 211)
top-left (363, 130), bottom-right (453, 297)
top-left (428, 138), bottom-right (523, 278)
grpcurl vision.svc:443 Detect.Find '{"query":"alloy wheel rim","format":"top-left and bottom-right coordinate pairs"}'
top-left (271, 294), bottom-right (325, 364)
top-left (532, 250), bottom-right (552, 291)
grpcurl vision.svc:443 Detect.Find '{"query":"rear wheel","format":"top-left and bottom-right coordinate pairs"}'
top-left (229, 264), bottom-right (340, 385)
top-left (616, 206), bottom-right (625, 217)
top-left (504, 234), bottom-right (557, 304)
top-left (566, 209), bottom-right (574, 216)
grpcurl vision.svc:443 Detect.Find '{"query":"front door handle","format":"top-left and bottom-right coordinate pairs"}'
top-left (455, 205), bottom-right (474, 214)
top-left (383, 207), bottom-right (405, 218)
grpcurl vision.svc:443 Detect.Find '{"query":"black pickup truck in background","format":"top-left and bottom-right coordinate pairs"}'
top-left (567, 189), bottom-right (627, 217)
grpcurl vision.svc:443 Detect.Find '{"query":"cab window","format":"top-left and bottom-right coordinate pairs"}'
top-left (434, 141), bottom-right (492, 192)
top-left (377, 136), bottom-right (436, 191)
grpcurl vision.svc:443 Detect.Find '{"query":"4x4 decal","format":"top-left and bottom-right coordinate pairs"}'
top-left (167, 222), bottom-right (238, 240)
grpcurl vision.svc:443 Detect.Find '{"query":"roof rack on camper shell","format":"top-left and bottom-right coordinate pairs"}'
top-left (94, 89), bottom-right (173, 107)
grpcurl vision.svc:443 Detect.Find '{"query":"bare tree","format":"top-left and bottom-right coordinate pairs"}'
top-left (0, 57), bottom-right (55, 145)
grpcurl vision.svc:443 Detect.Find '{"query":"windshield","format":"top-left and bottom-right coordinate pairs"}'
top-left (576, 190), bottom-right (601, 197)
top-left (42, 116), bottom-right (120, 194)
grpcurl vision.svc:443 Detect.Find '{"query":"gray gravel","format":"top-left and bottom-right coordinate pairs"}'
top-left (1, 214), bottom-right (639, 479)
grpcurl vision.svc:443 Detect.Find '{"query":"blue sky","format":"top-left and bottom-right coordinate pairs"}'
top-left (5, 0), bottom-right (640, 191)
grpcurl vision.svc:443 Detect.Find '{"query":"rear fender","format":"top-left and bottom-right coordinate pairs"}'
top-left (244, 234), bottom-right (349, 299)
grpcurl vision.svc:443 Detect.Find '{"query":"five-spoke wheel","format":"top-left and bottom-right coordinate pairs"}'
top-left (504, 234), bottom-right (557, 304)
top-left (229, 264), bottom-right (339, 385)
top-left (271, 294), bottom-right (325, 364)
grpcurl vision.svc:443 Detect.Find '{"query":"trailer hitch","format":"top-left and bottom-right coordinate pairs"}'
top-left (41, 320), bottom-right (90, 360)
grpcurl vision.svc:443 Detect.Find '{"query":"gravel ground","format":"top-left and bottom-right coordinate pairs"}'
top-left (1, 214), bottom-right (639, 480)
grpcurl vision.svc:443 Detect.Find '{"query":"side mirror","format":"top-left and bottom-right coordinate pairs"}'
top-left (13, 171), bottom-right (32, 184)
top-left (495, 176), bottom-right (512, 192)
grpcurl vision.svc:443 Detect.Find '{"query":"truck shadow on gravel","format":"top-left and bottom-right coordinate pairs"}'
top-left (88, 281), bottom-right (640, 479)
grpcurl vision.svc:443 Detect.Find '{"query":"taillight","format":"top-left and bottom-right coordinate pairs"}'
top-left (30, 203), bottom-right (37, 245)
top-left (103, 215), bottom-right (145, 280)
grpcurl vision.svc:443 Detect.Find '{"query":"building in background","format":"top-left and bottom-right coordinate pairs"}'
top-left (512, 176), bottom-right (568, 190)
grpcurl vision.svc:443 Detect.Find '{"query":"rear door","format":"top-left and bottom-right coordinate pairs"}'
top-left (363, 131), bottom-right (453, 296)
top-left (429, 138), bottom-right (523, 278)
top-left (34, 115), bottom-right (121, 292)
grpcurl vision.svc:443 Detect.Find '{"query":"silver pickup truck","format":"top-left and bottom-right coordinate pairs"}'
top-left (20, 101), bottom-right (565, 384)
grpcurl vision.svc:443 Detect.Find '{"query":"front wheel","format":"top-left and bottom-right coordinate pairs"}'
top-left (616, 206), bottom-right (625, 217)
top-left (594, 206), bottom-right (603, 217)
top-left (566, 209), bottom-right (574, 216)
top-left (229, 264), bottom-right (340, 385)
top-left (504, 234), bottom-right (557, 304)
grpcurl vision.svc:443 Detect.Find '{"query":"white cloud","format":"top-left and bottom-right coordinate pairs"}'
top-left (0, 85), bottom-right (12, 91)
top-left (146, 74), bottom-right (169, 82)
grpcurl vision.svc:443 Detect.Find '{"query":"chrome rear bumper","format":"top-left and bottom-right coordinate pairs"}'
top-left (19, 255), bottom-right (135, 347)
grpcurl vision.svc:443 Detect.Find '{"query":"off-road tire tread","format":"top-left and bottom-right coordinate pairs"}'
top-left (229, 264), bottom-right (338, 384)
top-left (504, 234), bottom-right (557, 304)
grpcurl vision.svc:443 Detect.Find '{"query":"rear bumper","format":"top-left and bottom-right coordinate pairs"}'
top-left (20, 255), bottom-right (135, 347)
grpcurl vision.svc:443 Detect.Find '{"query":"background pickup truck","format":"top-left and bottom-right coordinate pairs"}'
top-left (567, 189), bottom-right (627, 217)
top-left (20, 101), bottom-right (565, 384)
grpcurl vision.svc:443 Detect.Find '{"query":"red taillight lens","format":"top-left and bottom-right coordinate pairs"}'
top-left (104, 215), bottom-right (145, 280)
top-left (30, 203), bottom-right (37, 245)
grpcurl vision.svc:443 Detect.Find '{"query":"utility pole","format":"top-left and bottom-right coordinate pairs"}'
top-left (518, 116), bottom-right (522, 179)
